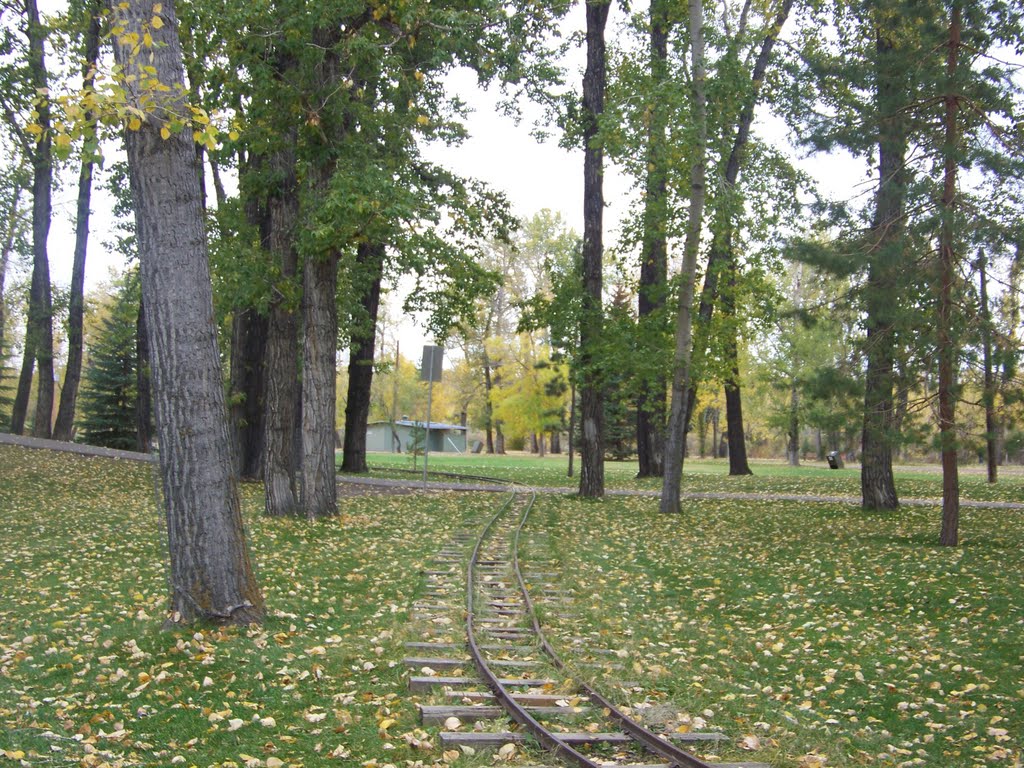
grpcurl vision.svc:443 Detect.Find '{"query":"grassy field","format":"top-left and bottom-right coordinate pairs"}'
top-left (2, 443), bottom-right (1021, 768)
top-left (523, 495), bottom-right (1023, 768)
top-left (355, 451), bottom-right (1024, 504)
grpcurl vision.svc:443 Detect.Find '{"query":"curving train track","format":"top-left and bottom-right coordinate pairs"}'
top-left (402, 474), bottom-right (769, 768)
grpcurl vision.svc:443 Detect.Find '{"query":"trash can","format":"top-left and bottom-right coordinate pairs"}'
top-left (826, 451), bottom-right (844, 470)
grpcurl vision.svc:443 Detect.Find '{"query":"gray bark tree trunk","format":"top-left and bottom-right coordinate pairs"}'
top-left (262, 147), bottom-right (301, 517)
top-left (11, 0), bottom-right (54, 438)
top-left (301, 249), bottom-right (339, 518)
top-left (861, 13), bottom-right (905, 511)
top-left (937, 3), bottom-right (961, 546)
top-left (114, 0), bottom-right (264, 625)
top-left (660, 0), bottom-right (707, 513)
top-left (578, 0), bottom-right (611, 498)
top-left (635, 0), bottom-right (669, 479)
top-left (229, 167), bottom-right (270, 480)
top-left (53, 1), bottom-right (102, 441)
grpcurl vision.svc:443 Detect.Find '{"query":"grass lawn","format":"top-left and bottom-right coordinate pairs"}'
top-left (355, 451), bottom-right (1024, 504)
top-left (0, 445), bottom-right (487, 768)
top-left (2, 443), bottom-right (1021, 767)
top-left (523, 495), bottom-right (1023, 767)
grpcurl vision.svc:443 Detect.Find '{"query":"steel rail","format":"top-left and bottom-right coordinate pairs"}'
top-left (399, 465), bottom-right (724, 768)
top-left (510, 500), bottom-right (716, 768)
top-left (465, 487), bottom-right (607, 768)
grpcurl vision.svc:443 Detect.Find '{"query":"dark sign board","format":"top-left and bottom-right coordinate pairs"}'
top-left (421, 345), bottom-right (443, 382)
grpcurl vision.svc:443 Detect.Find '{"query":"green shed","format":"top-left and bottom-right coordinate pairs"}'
top-left (365, 419), bottom-right (468, 454)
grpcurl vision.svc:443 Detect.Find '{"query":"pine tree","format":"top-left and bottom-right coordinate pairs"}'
top-left (77, 276), bottom-right (144, 450)
top-left (0, 341), bottom-right (16, 429)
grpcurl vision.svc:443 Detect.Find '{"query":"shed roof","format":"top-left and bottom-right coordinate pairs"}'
top-left (367, 420), bottom-right (467, 432)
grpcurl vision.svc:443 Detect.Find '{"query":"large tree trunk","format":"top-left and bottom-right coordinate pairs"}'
top-left (28, 0), bottom-right (53, 439)
top-left (11, 0), bottom-right (55, 438)
top-left (578, 0), bottom-right (611, 499)
top-left (660, 0), bottom-right (706, 513)
top-left (341, 242), bottom-right (385, 474)
top-left (301, 250), bottom-right (339, 519)
top-left (860, 14), bottom-right (906, 511)
top-left (937, 3), bottom-right (961, 546)
top-left (724, 383), bottom-right (751, 473)
top-left (53, 2), bottom-right (102, 441)
top-left (114, 0), bottom-right (263, 625)
top-left (635, 0), bottom-right (669, 479)
top-left (230, 309), bottom-right (268, 479)
top-left (263, 148), bottom-right (301, 518)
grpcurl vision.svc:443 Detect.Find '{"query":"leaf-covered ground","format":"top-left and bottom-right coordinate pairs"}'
top-left (0, 445), bottom-right (489, 768)
top-left (523, 494), bottom-right (1024, 767)
top-left (2, 444), bottom-right (1021, 768)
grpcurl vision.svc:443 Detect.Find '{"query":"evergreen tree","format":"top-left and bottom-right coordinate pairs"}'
top-left (77, 275), bottom-right (148, 450)
top-left (0, 341), bottom-right (16, 430)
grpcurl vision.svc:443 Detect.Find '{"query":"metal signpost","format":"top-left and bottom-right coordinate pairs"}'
top-left (421, 345), bottom-right (444, 486)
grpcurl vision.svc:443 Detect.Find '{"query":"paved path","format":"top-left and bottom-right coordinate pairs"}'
top-left (0, 432), bottom-right (155, 462)
top-left (3, 433), bottom-right (1022, 510)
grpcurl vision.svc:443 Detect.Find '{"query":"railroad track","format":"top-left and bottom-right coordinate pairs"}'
top-left (401, 475), bottom-right (769, 768)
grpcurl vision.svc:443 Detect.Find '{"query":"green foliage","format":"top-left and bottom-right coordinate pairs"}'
top-left (490, 338), bottom-right (568, 444)
top-left (76, 272), bottom-right (147, 450)
top-left (192, 0), bottom-right (567, 344)
top-left (369, 348), bottom-right (428, 425)
top-left (785, 0), bottom-right (1024, 471)
top-left (751, 260), bottom-right (862, 456)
